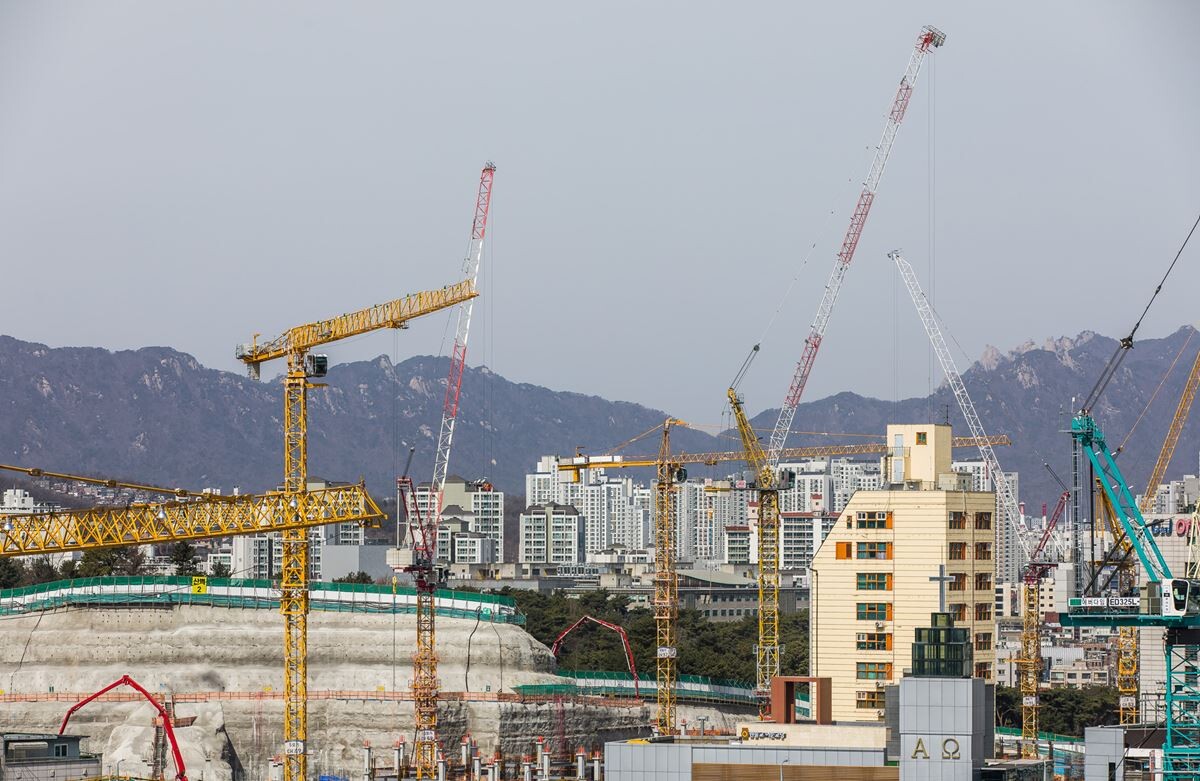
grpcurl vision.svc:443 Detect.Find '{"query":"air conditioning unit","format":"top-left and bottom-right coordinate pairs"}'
top-left (856, 633), bottom-right (868, 642)
top-left (875, 681), bottom-right (888, 689)
top-left (875, 621), bottom-right (887, 629)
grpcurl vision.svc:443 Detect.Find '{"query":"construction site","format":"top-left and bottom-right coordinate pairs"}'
top-left (0, 7), bottom-right (1197, 781)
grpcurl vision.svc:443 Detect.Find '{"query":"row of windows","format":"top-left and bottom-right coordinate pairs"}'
top-left (857, 632), bottom-right (892, 651)
top-left (856, 690), bottom-right (885, 709)
top-left (948, 542), bottom-right (992, 560)
top-left (856, 662), bottom-right (893, 680)
top-left (947, 572), bottom-right (993, 591)
top-left (854, 511), bottom-right (893, 529)
top-left (856, 602), bottom-right (893, 621)
top-left (947, 602), bottom-right (994, 621)
top-left (856, 572), bottom-right (893, 591)
top-left (948, 511), bottom-right (993, 530)
top-left (834, 542), bottom-right (893, 560)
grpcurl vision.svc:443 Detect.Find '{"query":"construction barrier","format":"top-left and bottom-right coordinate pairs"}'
top-left (0, 576), bottom-right (523, 624)
top-left (0, 689), bottom-right (640, 709)
top-left (515, 670), bottom-right (758, 706)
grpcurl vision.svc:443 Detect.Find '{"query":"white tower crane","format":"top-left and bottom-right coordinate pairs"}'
top-left (890, 249), bottom-right (1031, 565)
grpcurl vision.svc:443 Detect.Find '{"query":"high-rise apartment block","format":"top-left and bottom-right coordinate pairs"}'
top-left (404, 475), bottom-right (504, 561)
top-left (811, 424), bottom-right (997, 722)
top-left (519, 503), bottom-right (584, 564)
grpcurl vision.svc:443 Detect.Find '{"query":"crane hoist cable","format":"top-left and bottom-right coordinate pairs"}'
top-left (1081, 210), bottom-right (1199, 414)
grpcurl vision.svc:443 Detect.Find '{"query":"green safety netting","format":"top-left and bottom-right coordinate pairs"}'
top-left (994, 726), bottom-right (1083, 745)
top-left (0, 576), bottom-right (523, 624)
top-left (521, 670), bottom-right (758, 705)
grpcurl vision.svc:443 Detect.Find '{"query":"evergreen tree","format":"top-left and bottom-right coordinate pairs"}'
top-left (0, 558), bottom-right (24, 589)
top-left (210, 561), bottom-right (232, 578)
top-left (168, 542), bottom-right (199, 576)
top-left (333, 571), bottom-right (374, 585)
top-left (79, 546), bottom-right (146, 577)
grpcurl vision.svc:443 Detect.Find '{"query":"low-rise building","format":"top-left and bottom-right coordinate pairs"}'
top-left (1, 733), bottom-right (101, 781)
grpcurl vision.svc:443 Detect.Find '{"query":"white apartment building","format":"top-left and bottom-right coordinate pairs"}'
top-left (405, 475), bottom-right (505, 561)
top-left (454, 532), bottom-right (497, 564)
top-left (519, 503), bottom-right (584, 564)
top-left (953, 459), bottom-right (1023, 584)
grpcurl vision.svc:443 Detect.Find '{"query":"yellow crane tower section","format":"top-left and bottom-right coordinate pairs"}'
top-left (727, 388), bottom-right (779, 720)
top-left (237, 280), bottom-right (477, 781)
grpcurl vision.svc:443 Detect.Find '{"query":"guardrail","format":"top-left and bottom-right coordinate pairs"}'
top-left (0, 689), bottom-right (640, 709)
top-left (0, 576), bottom-right (524, 624)
top-left (516, 670), bottom-right (758, 706)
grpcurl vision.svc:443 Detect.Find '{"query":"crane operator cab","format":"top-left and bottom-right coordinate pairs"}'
top-left (1163, 578), bottom-right (1200, 619)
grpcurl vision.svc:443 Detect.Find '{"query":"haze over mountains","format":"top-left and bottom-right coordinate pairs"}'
top-left (0, 326), bottom-right (1196, 511)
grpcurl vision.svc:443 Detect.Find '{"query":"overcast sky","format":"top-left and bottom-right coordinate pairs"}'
top-left (1, 2), bottom-right (1197, 427)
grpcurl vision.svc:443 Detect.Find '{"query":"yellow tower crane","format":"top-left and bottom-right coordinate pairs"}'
top-left (236, 280), bottom-right (477, 781)
top-left (654, 419), bottom-right (686, 735)
top-left (559, 430), bottom-right (1008, 733)
top-left (726, 388), bottom-right (779, 719)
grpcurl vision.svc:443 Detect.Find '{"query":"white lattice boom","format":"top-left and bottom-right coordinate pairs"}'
top-left (891, 250), bottom-right (1031, 561)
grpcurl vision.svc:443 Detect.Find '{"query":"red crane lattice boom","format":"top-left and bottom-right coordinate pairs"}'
top-left (550, 615), bottom-right (641, 698)
top-left (59, 675), bottom-right (187, 781)
top-left (766, 25), bottom-right (946, 465)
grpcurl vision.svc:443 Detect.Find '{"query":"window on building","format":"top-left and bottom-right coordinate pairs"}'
top-left (974, 633), bottom-right (993, 651)
top-left (856, 572), bottom-right (893, 591)
top-left (53, 744), bottom-right (68, 758)
top-left (975, 542), bottom-right (993, 561)
top-left (856, 602), bottom-right (892, 621)
top-left (856, 511), bottom-right (892, 529)
top-left (950, 603), bottom-right (967, 622)
top-left (856, 662), bottom-right (893, 680)
top-left (856, 542), bottom-right (892, 560)
top-left (855, 690), bottom-right (886, 709)
top-left (975, 572), bottom-right (993, 591)
top-left (948, 512), bottom-right (966, 530)
top-left (974, 662), bottom-right (992, 679)
top-left (856, 632), bottom-right (892, 651)
top-left (948, 573), bottom-right (967, 592)
top-left (975, 602), bottom-right (993, 621)
top-left (949, 542), bottom-right (967, 560)
top-left (916, 432), bottom-right (928, 445)
top-left (974, 512), bottom-right (993, 530)
top-left (835, 542), bottom-right (853, 560)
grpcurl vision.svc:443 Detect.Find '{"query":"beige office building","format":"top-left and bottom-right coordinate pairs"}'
top-left (810, 423), bottom-right (997, 722)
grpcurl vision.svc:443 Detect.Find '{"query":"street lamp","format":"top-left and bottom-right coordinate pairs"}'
top-left (116, 759), bottom-right (124, 780)
top-left (779, 758), bottom-right (790, 781)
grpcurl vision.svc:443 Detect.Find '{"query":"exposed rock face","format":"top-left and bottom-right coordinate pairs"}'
top-left (0, 605), bottom-right (674, 779)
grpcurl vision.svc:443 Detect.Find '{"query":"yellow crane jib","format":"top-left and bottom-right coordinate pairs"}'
top-left (0, 483), bottom-right (382, 556)
top-left (234, 279), bottom-right (479, 377)
top-left (556, 435), bottom-right (1011, 481)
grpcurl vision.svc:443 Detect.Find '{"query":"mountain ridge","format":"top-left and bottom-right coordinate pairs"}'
top-left (1, 327), bottom-right (1196, 509)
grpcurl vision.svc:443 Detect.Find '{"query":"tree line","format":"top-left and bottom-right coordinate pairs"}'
top-left (499, 587), bottom-right (809, 685)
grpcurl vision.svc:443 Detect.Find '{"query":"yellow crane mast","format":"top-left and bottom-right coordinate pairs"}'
top-left (237, 281), bottom-right (477, 781)
top-left (653, 419), bottom-right (685, 735)
top-left (726, 389), bottom-right (778, 719)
